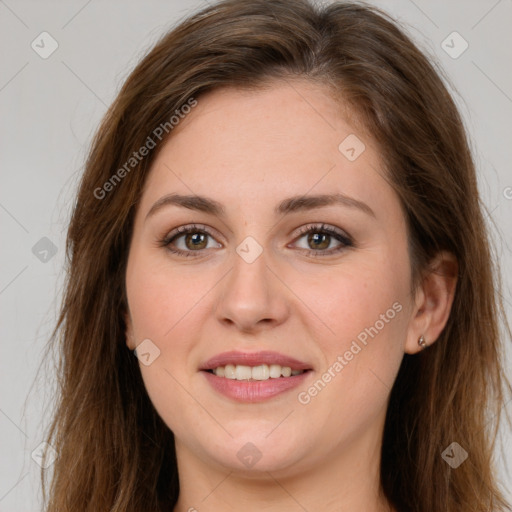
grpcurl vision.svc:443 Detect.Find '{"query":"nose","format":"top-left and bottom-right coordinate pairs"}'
top-left (214, 247), bottom-right (290, 334)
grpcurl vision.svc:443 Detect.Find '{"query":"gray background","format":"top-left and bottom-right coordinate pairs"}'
top-left (1, 0), bottom-right (511, 509)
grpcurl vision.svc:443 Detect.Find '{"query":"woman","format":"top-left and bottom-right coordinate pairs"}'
top-left (41, 0), bottom-right (511, 510)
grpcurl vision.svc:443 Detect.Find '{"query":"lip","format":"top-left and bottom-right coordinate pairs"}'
top-left (202, 370), bottom-right (311, 402)
top-left (199, 350), bottom-right (312, 371)
top-left (199, 350), bottom-right (313, 403)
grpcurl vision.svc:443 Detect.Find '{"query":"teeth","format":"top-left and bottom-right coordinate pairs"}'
top-left (224, 364), bottom-right (236, 379)
top-left (252, 364), bottom-right (270, 380)
top-left (269, 364), bottom-right (281, 378)
top-left (211, 364), bottom-right (305, 380)
top-left (235, 365), bottom-right (252, 380)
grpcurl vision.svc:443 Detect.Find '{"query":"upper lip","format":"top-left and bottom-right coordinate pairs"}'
top-left (199, 351), bottom-right (312, 371)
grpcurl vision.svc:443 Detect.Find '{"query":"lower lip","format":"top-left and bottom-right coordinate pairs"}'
top-left (202, 370), bottom-right (311, 402)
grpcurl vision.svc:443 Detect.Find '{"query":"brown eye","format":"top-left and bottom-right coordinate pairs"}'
top-left (162, 225), bottom-right (222, 257)
top-left (307, 232), bottom-right (331, 250)
top-left (292, 224), bottom-right (354, 256)
top-left (184, 232), bottom-right (208, 250)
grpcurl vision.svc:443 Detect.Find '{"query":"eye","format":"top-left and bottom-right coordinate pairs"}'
top-left (291, 223), bottom-right (354, 256)
top-left (161, 224), bottom-right (222, 257)
top-left (160, 222), bottom-right (353, 258)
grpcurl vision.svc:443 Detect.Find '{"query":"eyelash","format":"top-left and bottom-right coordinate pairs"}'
top-left (160, 223), bottom-right (354, 258)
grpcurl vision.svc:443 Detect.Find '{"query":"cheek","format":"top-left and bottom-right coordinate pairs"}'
top-left (125, 249), bottom-right (215, 404)
top-left (298, 255), bottom-right (407, 344)
top-left (290, 293), bottom-right (405, 453)
top-left (126, 248), bottom-right (209, 342)
top-left (126, 254), bottom-right (211, 435)
top-left (293, 253), bottom-right (408, 399)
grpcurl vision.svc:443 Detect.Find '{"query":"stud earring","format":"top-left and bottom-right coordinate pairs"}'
top-left (418, 335), bottom-right (428, 350)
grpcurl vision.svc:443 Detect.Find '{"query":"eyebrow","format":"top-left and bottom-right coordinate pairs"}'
top-left (145, 192), bottom-right (375, 220)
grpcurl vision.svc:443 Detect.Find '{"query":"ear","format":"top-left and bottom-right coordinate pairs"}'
top-left (405, 251), bottom-right (458, 354)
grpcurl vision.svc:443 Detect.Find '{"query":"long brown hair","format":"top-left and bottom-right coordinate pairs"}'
top-left (40, 1), bottom-right (511, 510)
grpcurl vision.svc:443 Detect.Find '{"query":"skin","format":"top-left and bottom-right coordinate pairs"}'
top-left (124, 80), bottom-right (457, 512)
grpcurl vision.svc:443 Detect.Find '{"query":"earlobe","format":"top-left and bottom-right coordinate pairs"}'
top-left (405, 251), bottom-right (458, 354)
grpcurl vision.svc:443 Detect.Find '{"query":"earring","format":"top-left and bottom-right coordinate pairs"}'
top-left (418, 335), bottom-right (427, 350)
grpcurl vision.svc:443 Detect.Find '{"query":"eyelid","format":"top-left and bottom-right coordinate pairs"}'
top-left (291, 223), bottom-right (352, 243)
top-left (161, 223), bottom-right (223, 245)
top-left (288, 223), bottom-right (354, 255)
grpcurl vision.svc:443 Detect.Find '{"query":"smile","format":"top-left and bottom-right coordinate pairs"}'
top-left (200, 351), bottom-right (313, 402)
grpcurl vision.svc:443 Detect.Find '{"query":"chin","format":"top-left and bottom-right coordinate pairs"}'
top-left (203, 431), bottom-right (310, 475)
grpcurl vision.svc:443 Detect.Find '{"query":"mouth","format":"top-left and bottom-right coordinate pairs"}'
top-left (199, 351), bottom-right (313, 402)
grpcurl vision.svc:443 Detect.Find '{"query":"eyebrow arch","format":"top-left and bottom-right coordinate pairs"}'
top-left (145, 192), bottom-right (375, 220)
top-left (277, 193), bottom-right (375, 218)
top-left (146, 193), bottom-right (226, 220)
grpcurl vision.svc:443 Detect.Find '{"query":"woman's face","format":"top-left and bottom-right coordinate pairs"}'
top-left (125, 81), bottom-right (420, 476)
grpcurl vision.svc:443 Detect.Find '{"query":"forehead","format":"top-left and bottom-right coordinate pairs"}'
top-left (140, 81), bottom-right (394, 220)
top-left (167, 80), bottom-right (371, 160)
